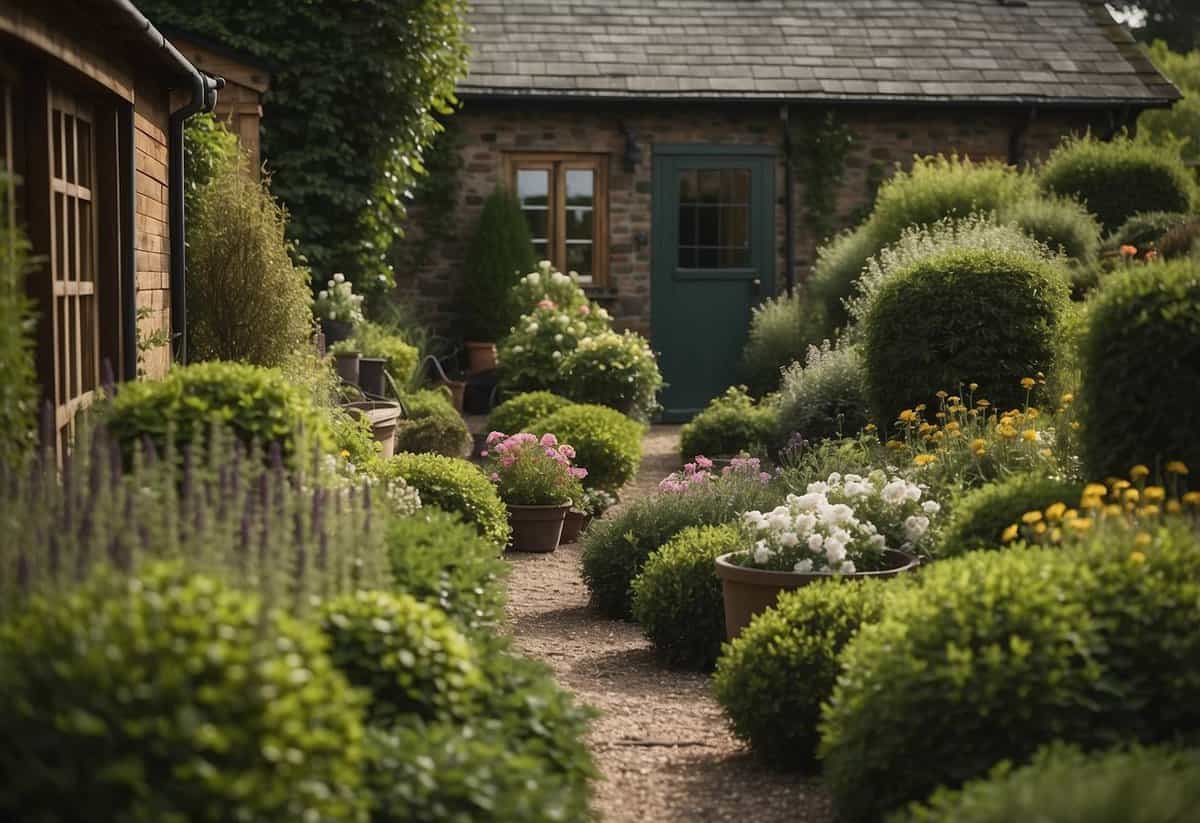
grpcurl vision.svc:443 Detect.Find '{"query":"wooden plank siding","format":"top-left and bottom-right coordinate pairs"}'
top-left (132, 106), bottom-right (169, 378)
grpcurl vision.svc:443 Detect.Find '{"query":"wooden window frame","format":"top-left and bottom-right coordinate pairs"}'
top-left (504, 152), bottom-right (609, 286)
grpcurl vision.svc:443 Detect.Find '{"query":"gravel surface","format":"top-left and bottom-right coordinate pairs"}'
top-left (504, 425), bottom-right (834, 823)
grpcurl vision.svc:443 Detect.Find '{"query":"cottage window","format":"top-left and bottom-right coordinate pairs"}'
top-left (506, 154), bottom-right (608, 285)
top-left (676, 168), bottom-right (751, 269)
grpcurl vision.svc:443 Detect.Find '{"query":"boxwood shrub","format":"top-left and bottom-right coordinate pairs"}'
top-left (679, 386), bottom-right (778, 461)
top-left (487, 390), bottom-right (574, 435)
top-left (394, 388), bottom-right (472, 457)
top-left (776, 343), bottom-right (869, 443)
top-left (0, 564), bottom-right (366, 822)
top-left (1039, 135), bottom-right (1197, 233)
top-left (997, 194), bottom-right (1101, 262)
top-left (714, 577), bottom-right (893, 769)
top-left (531, 403), bottom-right (645, 491)
top-left (560, 329), bottom-right (663, 421)
top-left (937, 473), bottom-right (1083, 558)
top-left (1077, 259), bottom-right (1200, 479)
top-left (898, 743), bottom-right (1200, 823)
top-left (630, 523), bottom-right (743, 670)
top-left (382, 452), bottom-right (510, 547)
top-left (861, 247), bottom-right (1069, 425)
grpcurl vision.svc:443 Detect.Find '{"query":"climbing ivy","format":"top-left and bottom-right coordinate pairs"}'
top-left (392, 118), bottom-right (463, 278)
top-left (139, 0), bottom-right (469, 299)
top-left (791, 112), bottom-right (855, 241)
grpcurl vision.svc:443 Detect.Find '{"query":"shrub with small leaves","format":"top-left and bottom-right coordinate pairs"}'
top-left (776, 342), bottom-right (869, 443)
top-left (394, 388), bottom-right (471, 457)
top-left (560, 329), bottom-right (663, 421)
top-left (938, 473), bottom-right (1083, 557)
top-left (739, 289), bottom-right (827, 395)
top-left (530, 403), bottom-right (645, 492)
top-left (1111, 211), bottom-right (1194, 250)
top-left (0, 563), bottom-right (367, 822)
top-left (381, 452), bottom-right (510, 547)
top-left (680, 386), bottom-right (778, 460)
top-left (498, 301), bottom-right (606, 394)
top-left (487, 391), bottom-right (575, 435)
top-left (998, 193), bottom-right (1101, 262)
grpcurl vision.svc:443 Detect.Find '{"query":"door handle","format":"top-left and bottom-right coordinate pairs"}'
top-left (751, 277), bottom-right (762, 292)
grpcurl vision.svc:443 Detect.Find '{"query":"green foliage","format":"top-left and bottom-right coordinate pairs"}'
top-left (463, 187), bottom-right (537, 341)
top-left (487, 391), bottom-right (575, 435)
top-left (793, 112), bottom-right (856, 240)
top-left (497, 302), bottom-right (608, 394)
top-left (714, 578), bottom-right (892, 768)
top-left (998, 193), bottom-right (1101, 262)
top-left (331, 405), bottom-right (383, 468)
top-left (680, 386), bottom-right (778, 460)
top-left (0, 177), bottom-right (37, 470)
top-left (739, 288), bottom-right (827, 396)
top-left (630, 523), bottom-right (743, 670)
top-left (1039, 135), bottom-right (1197, 233)
top-left (581, 474), bottom-right (783, 618)
top-left (807, 224), bottom-right (881, 335)
top-left (1111, 210), bottom-right (1194, 249)
top-left (897, 743), bottom-right (1200, 823)
top-left (320, 590), bottom-right (482, 724)
top-left (938, 473), bottom-right (1083, 557)
top-left (395, 388), bottom-right (471, 457)
top-left (560, 330), bottom-right (663, 421)
top-left (861, 247), bottom-right (1069, 425)
top-left (1139, 41), bottom-right (1200, 166)
top-left (385, 509), bottom-right (508, 633)
top-left (182, 111), bottom-right (239, 215)
top-left (0, 563), bottom-right (367, 821)
top-left (186, 153), bottom-right (315, 367)
top-left (102, 361), bottom-right (331, 459)
top-left (1078, 259), bottom-right (1200, 478)
top-left (353, 321), bottom-right (420, 386)
top-left (383, 452), bottom-right (511, 547)
top-left (138, 0), bottom-right (470, 298)
top-left (1158, 216), bottom-right (1200, 258)
top-left (530, 404), bottom-right (645, 492)
top-left (776, 342), bottom-right (869, 443)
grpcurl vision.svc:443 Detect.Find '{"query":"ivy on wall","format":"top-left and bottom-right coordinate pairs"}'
top-left (139, 0), bottom-right (469, 299)
top-left (392, 118), bottom-right (463, 278)
top-left (791, 111), bottom-right (855, 241)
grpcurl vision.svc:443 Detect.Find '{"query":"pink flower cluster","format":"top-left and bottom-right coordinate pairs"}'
top-left (484, 431), bottom-right (588, 482)
top-left (725, 455), bottom-right (772, 484)
top-left (537, 299), bottom-right (557, 310)
top-left (658, 454), bottom-right (771, 493)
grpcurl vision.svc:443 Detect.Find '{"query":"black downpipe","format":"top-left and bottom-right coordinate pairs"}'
top-left (781, 104), bottom-right (796, 295)
top-left (120, 106), bottom-right (137, 379)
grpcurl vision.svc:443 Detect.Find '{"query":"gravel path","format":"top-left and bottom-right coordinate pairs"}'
top-left (504, 425), bottom-right (834, 823)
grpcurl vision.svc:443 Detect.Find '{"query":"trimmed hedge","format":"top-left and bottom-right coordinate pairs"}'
top-left (394, 388), bottom-right (471, 457)
top-left (382, 452), bottom-right (510, 547)
top-left (998, 194), bottom-right (1101, 262)
top-left (938, 474), bottom-right (1083, 557)
top-left (630, 523), bottom-right (743, 670)
top-left (679, 386), bottom-right (778, 461)
top-left (0, 564), bottom-right (366, 821)
top-left (1078, 259), bottom-right (1200, 479)
top-left (714, 578), bottom-right (893, 768)
top-left (531, 403), bottom-right (645, 492)
top-left (1039, 135), bottom-right (1197, 233)
top-left (487, 391), bottom-right (575, 435)
top-left (861, 247), bottom-right (1069, 425)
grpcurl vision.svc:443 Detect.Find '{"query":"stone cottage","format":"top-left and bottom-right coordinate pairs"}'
top-left (395, 0), bottom-right (1179, 418)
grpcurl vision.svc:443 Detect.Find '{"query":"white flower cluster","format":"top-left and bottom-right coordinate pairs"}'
top-left (315, 272), bottom-right (366, 325)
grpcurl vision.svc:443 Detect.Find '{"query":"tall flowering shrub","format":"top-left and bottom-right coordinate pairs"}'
top-left (510, 261), bottom-right (595, 315)
top-left (561, 330), bottom-right (663, 421)
top-left (498, 300), bottom-right (606, 393)
top-left (483, 432), bottom-right (587, 506)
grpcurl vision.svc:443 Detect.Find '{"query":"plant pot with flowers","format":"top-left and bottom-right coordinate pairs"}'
top-left (560, 488), bottom-right (619, 545)
top-left (485, 431), bottom-right (588, 552)
top-left (315, 272), bottom-right (365, 347)
top-left (716, 470), bottom-right (936, 639)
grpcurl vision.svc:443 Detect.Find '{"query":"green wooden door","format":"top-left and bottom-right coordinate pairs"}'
top-left (651, 146), bottom-right (776, 421)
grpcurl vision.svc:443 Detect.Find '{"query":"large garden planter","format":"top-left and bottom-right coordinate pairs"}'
top-left (714, 549), bottom-right (919, 640)
top-left (357, 357), bottom-right (387, 396)
top-left (465, 341), bottom-right (497, 375)
top-left (333, 351), bottom-right (361, 385)
top-left (559, 509), bottom-right (590, 545)
top-left (343, 400), bottom-right (402, 458)
top-left (440, 378), bottom-right (467, 412)
top-left (321, 318), bottom-right (353, 347)
top-left (507, 503), bottom-right (570, 552)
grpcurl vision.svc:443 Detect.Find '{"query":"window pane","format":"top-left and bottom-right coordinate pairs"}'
top-left (677, 167), bottom-right (753, 270)
top-left (719, 205), bottom-right (749, 252)
top-left (517, 169), bottom-right (549, 207)
top-left (566, 207), bottom-right (592, 241)
top-left (678, 205), bottom-right (697, 246)
top-left (719, 245), bottom-right (750, 268)
top-left (565, 169), bottom-right (593, 206)
top-left (722, 169), bottom-right (750, 203)
top-left (697, 169), bottom-right (721, 203)
top-left (678, 170), bottom-right (697, 202)
top-left (697, 205), bottom-right (718, 245)
top-left (533, 241), bottom-right (550, 261)
top-left (565, 242), bottom-right (592, 278)
top-left (77, 118), bottom-right (91, 189)
top-left (522, 208), bottom-right (549, 242)
top-left (696, 247), bottom-right (718, 268)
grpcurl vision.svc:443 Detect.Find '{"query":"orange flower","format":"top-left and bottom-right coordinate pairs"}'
top-left (1120, 244), bottom-right (1138, 257)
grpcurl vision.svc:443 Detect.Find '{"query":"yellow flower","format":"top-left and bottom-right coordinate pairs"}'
top-left (1021, 429), bottom-right (1038, 443)
top-left (1020, 377), bottom-right (1036, 390)
top-left (1124, 488), bottom-right (1140, 502)
top-left (1034, 522), bottom-right (1047, 535)
top-left (976, 399), bottom-right (991, 408)
top-left (1001, 523), bottom-right (1020, 543)
top-left (1134, 532), bottom-right (1152, 547)
top-left (1111, 479), bottom-right (1131, 491)
top-left (996, 425), bottom-right (1018, 439)
top-left (918, 422), bottom-right (934, 434)
top-left (1025, 407), bottom-right (1040, 419)
top-left (1049, 527), bottom-right (1062, 543)
top-left (1039, 448), bottom-right (1052, 458)
top-left (1061, 393), bottom-right (1074, 405)
top-left (1021, 510), bottom-right (1043, 524)
top-left (339, 449), bottom-right (351, 459)
top-left (1129, 550), bottom-right (1147, 565)
top-left (1084, 483), bottom-right (1108, 497)
top-left (1062, 508), bottom-right (1079, 522)
top-left (1069, 518), bottom-right (1093, 532)
top-left (1139, 504), bottom-right (1161, 517)
top-left (1081, 495), bottom-right (1103, 511)
top-left (1130, 464), bottom-right (1150, 480)
top-left (915, 403), bottom-right (927, 413)
top-left (945, 421), bottom-right (961, 433)
top-left (969, 382), bottom-right (979, 391)
top-left (886, 439), bottom-right (904, 450)
top-left (864, 423), bottom-right (877, 433)
top-left (1143, 486), bottom-right (1166, 502)
top-left (1070, 421), bottom-right (1081, 431)
top-left (898, 409), bottom-right (918, 423)
top-left (948, 396), bottom-right (962, 405)
top-left (913, 453), bottom-right (937, 467)
top-left (1045, 502), bottom-right (1067, 521)
top-left (1104, 504), bottom-right (1124, 517)
top-left (1166, 461), bottom-right (1189, 475)
top-left (1167, 500), bottom-right (1182, 514)
top-left (970, 437), bottom-right (986, 451)
top-left (936, 390), bottom-right (948, 399)
top-left (1184, 491), bottom-right (1200, 506)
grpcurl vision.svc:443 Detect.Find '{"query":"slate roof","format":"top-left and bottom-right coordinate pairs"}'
top-left (461, 0), bottom-right (1179, 106)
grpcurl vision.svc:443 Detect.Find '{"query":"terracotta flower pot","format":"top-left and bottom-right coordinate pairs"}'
top-left (559, 509), bottom-right (590, 545)
top-left (465, 341), bottom-right (498, 375)
top-left (333, 351), bottom-right (361, 385)
top-left (440, 378), bottom-right (467, 412)
top-left (342, 400), bottom-right (402, 458)
top-left (507, 503), bottom-right (570, 552)
top-left (714, 549), bottom-right (919, 640)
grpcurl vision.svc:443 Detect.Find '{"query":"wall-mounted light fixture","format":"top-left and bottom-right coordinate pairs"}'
top-left (618, 122), bottom-right (642, 173)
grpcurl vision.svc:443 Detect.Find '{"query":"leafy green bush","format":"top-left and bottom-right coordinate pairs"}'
top-left (331, 405), bottom-right (382, 468)
top-left (581, 473), bottom-right (783, 618)
top-left (1039, 135), bottom-right (1197, 233)
top-left (0, 176), bottom-right (37, 470)
top-left (497, 302), bottom-right (605, 394)
top-left (1111, 211), bottom-right (1194, 250)
top-left (861, 247), bottom-right (1069, 425)
top-left (776, 342), bottom-right (869, 442)
top-left (739, 289), bottom-right (827, 395)
top-left (182, 111), bottom-right (238, 214)
top-left (680, 386), bottom-right (778, 460)
top-left (1078, 259), bottom-right (1200, 479)
top-left (897, 743), bottom-right (1200, 823)
top-left (353, 320), bottom-right (420, 385)
top-left (462, 186), bottom-right (537, 341)
top-left (714, 578), bottom-right (892, 768)
top-left (103, 361), bottom-right (331, 458)
top-left (1158, 217), bottom-right (1200, 260)
top-left (487, 391), bottom-right (574, 434)
top-left (998, 194), bottom-right (1101, 262)
top-left (320, 590), bottom-right (481, 724)
top-left (630, 523), bottom-right (742, 670)
top-left (386, 509), bottom-right (508, 633)
top-left (186, 151), bottom-right (315, 367)
top-left (530, 404), bottom-right (645, 492)
top-left (808, 222), bottom-right (882, 333)
top-left (382, 452), bottom-right (510, 547)
top-left (938, 474), bottom-right (1082, 557)
top-left (394, 388), bottom-right (471, 456)
top-left (0, 563), bottom-right (367, 821)
top-left (560, 330), bottom-right (663, 421)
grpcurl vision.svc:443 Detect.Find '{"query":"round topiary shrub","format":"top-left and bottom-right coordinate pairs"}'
top-left (898, 743), bottom-right (1200, 823)
top-left (738, 289), bottom-right (827, 396)
top-left (630, 523), bottom-right (743, 670)
top-left (861, 247), bottom-right (1069, 426)
top-left (394, 388), bottom-right (472, 457)
top-left (680, 386), bottom-right (778, 461)
top-left (487, 391), bottom-right (575, 435)
top-left (776, 342), bottom-right (869, 443)
top-left (560, 330), bottom-right (663, 421)
top-left (938, 473), bottom-right (1083, 557)
top-left (530, 403), bottom-right (645, 491)
top-left (0, 563), bottom-right (366, 821)
top-left (998, 194), bottom-right (1101, 262)
top-left (714, 577), bottom-right (892, 769)
top-left (1039, 135), bottom-right (1197, 233)
top-left (320, 590), bottom-right (482, 724)
top-left (1077, 259), bottom-right (1200, 480)
top-left (382, 452), bottom-right (511, 547)
top-left (103, 361), bottom-right (332, 459)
